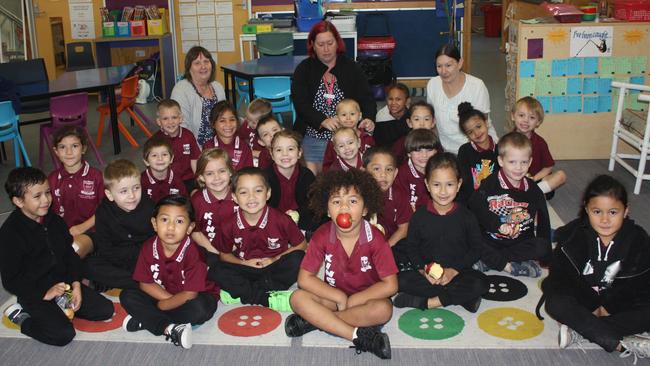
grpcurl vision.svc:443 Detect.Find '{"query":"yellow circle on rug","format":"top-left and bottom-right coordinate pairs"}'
top-left (477, 307), bottom-right (544, 340)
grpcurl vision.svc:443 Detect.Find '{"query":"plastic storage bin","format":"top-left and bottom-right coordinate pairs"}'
top-left (482, 4), bottom-right (502, 37)
top-left (296, 17), bottom-right (322, 32)
top-left (102, 22), bottom-right (116, 37)
top-left (116, 21), bottom-right (130, 37)
top-left (147, 9), bottom-right (168, 35)
top-left (614, 0), bottom-right (650, 21)
top-left (130, 20), bottom-right (146, 36)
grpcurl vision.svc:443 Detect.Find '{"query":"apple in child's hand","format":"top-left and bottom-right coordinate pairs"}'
top-left (63, 308), bottom-right (75, 320)
top-left (336, 213), bottom-right (352, 229)
top-left (424, 262), bottom-right (444, 280)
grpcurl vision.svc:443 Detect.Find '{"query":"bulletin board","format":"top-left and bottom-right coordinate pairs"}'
top-left (508, 21), bottom-right (650, 159)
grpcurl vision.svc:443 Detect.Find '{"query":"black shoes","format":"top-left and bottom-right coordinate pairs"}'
top-left (352, 326), bottom-right (392, 359)
top-left (284, 313), bottom-right (317, 337)
top-left (460, 296), bottom-right (482, 313)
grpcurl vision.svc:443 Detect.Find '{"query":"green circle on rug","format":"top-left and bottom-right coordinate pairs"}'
top-left (477, 307), bottom-right (544, 340)
top-left (398, 308), bottom-right (464, 340)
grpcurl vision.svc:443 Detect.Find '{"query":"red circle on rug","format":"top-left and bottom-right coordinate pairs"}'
top-left (73, 302), bottom-right (127, 333)
top-left (218, 306), bottom-right (281, 337)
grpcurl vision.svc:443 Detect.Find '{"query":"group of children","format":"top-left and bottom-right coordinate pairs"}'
top-left (1, 83), bottom-right (648, 361)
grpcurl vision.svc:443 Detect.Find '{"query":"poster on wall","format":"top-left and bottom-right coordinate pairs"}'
top-left (570, 26), bottom-right (613, 57)
top-left (69, 1), bottom-right (95, 39)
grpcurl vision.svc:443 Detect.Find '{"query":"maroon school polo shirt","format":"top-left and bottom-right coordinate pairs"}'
top-left (216, 206), bottom-right (304, 260)
top-left (273, 164), bottom-right (299, 212)
top-left (141, 168), bottom-right (188, 203)
top-left (155, 128), bottom-right (201, 181)
top-left (301, 221), bottom-right (398, 296)
top-left (133, 235), bottom-right (219, 299)
top-left (257, 148), bottom-right (273, 170)
top-left (203, 135), bottom-right (254, 172)
top-left (237, 120), bottom-right (264, 152)
top-left (191, 188), bottom-right (237, 248)
top-left (48, 161), bottom-right (104, 228)
top-left (528, 132), bottom-right (555, 176)
top-left (377, 186), bottom-right (412, 239)
top-left (324, 154), bottom-right (364, 172)
top-left (322, 131), bottom-right (375, 170)
top-left (394, 158), bottom-right (429, 212)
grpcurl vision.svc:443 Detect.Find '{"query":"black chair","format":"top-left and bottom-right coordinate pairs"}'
top-left (66, 42), bottom-right (95, 71)
top-left (0, 59), bottom-right (51, 125)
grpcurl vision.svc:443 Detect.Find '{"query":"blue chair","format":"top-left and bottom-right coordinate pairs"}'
top-left (235, 77), bottom-right (250, 107)
top-left (253, 76), bottom-right (295, 126)
top-left (0, 101), bottom-right (31, 167)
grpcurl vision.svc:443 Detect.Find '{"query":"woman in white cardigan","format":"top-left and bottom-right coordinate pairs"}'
top-left (171, 46), bottom-right (226, 146)
top-left (427, 44), bottom-right (498, 153)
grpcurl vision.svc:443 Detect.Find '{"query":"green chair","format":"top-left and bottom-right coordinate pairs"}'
top-left (256, 32), bottom-right (294, 57)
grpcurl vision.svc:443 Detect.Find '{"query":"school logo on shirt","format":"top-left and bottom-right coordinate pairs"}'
top-left (54, 188), bottom-right (61, 197)
top-left (183, 143), bottom-right (191, 155)
top-left (81, 180), bottom-right (95, 196)
top-left (232, 150), bottom-right (243, 164)
top-left (325, 254), bottom-right (335, 286)
top-left (360, 256), bottom-right (372, 272)
top-left (170, 188), bottom-right (180, 195)
top-left (235, 237), bottom-right (244, 258)
top-left (267, 237), bottom-right (280, 250)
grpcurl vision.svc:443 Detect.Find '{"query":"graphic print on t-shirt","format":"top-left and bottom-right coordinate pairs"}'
top-left (487, 194), bottom-right (531, 240)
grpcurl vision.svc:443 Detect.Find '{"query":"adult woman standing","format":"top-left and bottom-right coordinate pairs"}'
top-left (171, 46), bottom-right (226, 146)
top-left (292, 21), bottom-right (376, 174)
top-left (427, 44), bottom-right (498, 154)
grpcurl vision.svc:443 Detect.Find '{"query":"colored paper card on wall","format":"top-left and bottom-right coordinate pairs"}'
top-left (519, 61), bottom-right (535, 78)
top-left (567, 78), bottom-right (583, 95)
top-left (552, 96), bottom-right (568, 113)
top-left (583, 78), bottom-right (599, 94)
top-left (629, 76), bottom-right (646, 93)
top-left (583, 96), bottom-right (599, 113)
top-left (615, 57), bottom-right (633, 75)
top-left (598, 78), bottom-right (612, 95)
top-left (631, 56), bottom-right (647, 74)
top-left (599, 57), bottom-right (616, 76)
top-left (537, 96), bottom-right (552, 114)
top-left (626, 94), bottom-right (648, 111)
top-left (567, 58), bottom-right (583, 76)
top-left (527, 38), bottom-right (544, 59)
top-left (551, 77), bottom-right (567, 95)
top-left (519, 78), bottom-right (536, 97)
top-left (535, 77), bottom-right (553, 95)
top-left (568, 96), bottom-right (582, 112)
top-left (598, 96), bottom-right (613, 112)
top-left (584, 57), bottom-right (599, 75)
top-left (552, 59), bottom-right (568, 76)
top-left (535, 60), bottom-right (552, 78)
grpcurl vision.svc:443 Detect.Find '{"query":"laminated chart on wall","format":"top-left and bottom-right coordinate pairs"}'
top-left (178, 0), bottom-right (236, 60)
top-left (518, 56), bottom-right (647, 114)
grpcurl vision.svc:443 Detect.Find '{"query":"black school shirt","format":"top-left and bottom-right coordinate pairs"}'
top-left (468, 170), bottom-right (550, 246)
top-left (404, 201), bottom-right (483, 270)
top-left (0, 209), bottom-right (82, 302)
top-left (93, 196), bottom-right (155, 268)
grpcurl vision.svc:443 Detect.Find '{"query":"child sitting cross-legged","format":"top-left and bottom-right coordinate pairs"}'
top-left (286, 169), bottom-right (397, 360)
top-left (141, 135), bottom-right (188, 203)
top-left (1, 167), bottom-right (113, 346)
top-left (209, 167), bottom-right (307, 309)
top-left (469, 132), bottom-right (551, 277)
top-left (48, 126), bottom-right (104, 258)
top-left (120, 195), bottom-right (219, 349)
top-left (84, 159), bottom-right (155, 290)
top-left (393, 153), bottom-right (489, 313)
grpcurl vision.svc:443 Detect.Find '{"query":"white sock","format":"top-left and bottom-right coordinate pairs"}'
top-left (352, 327), bottom-right (358, 340)
top-left (537, 180), bottom-right (552, 194)
top-left (71, 242), bottom-right (80, 253)
top-left (164, 324), bottom-right (175, 335)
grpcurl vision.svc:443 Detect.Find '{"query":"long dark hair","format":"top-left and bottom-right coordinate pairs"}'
top-left (579, 175), bottom-right (628, 219)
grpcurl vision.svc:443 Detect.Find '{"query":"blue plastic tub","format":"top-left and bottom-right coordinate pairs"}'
top-left (296, 16), bottom-right (322, 32)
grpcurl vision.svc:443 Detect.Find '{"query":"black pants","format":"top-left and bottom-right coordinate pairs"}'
top-left (83, 255), bottom-right (138, 289)
top-left (481, 237), bottom-right (550, 271)
top-left (120, 289), bottom-right (218, 336)
top-left (18, 284), bottom-right (113, 346)
top-left (545, 293), bottom-right (650, 352)
top-left (208, 251), bottom-right (304, 306)
top-left (397, 269), bottom-right (489, 306)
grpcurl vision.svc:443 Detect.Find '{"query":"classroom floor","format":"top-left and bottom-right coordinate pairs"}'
top-left (0, 34), bottom-right (648, 366)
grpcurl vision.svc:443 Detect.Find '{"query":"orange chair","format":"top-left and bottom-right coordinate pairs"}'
top-left (96, 75), bottom-right (152, 148)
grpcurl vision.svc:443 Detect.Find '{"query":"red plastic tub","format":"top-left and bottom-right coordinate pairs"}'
top-left (482, 4), bottom-right (502, 38)
top-left (614, 0), bottom-right (650, 21)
